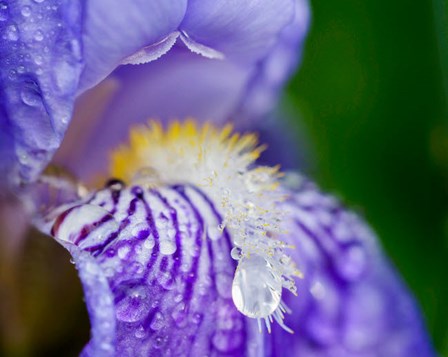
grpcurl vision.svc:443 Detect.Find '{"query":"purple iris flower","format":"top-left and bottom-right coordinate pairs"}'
top-left (0, 1), bottom-right (435, 357)
top-left (0, 0), bottom-right (308, 186)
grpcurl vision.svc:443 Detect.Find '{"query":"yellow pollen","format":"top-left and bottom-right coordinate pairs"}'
top-left (109, 119), bottom-right (270, 185)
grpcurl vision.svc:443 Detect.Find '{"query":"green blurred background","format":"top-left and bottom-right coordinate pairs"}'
top-left (286, 0), bottom-right (448, 354)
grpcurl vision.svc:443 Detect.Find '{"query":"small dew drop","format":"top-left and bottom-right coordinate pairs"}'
top-left (117, 245), bottom-right (130, 260)
top-left (20, 87), bottom-right (41, 107)
top-left (230, 247), bottom-right (242, 260)
top-left (132, 166), bottom-right (160, 186)
top-left (150, 312), bottom-right (165, 331)
top-left (143, 237), bottom-right (155, 250)
top-left (34, 30), bottom-right (44, 41)
top-left (135, 325), bottom-right (146, 339)
top-left (21, 6), bottom-right (31, 16)
top-left (232, 254), bottom-right (282, 319)
top-left (8, 69), bottom-right (16, 80)
top-left (159, 240), bottom-right (176, 255)
top-left (6, 25), bottom-right (19, 41)
top-left (0, 2), bottom-right (9, 21)
top-left (34, 55), bottom-right (43, 65)
top-left (33, 0), bottom-right (45, 3)
top-left (153, 335), bottom-right (166, 349)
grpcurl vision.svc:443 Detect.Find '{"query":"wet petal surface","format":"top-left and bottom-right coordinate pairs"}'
top-left (46, 183), bottom-right (261, 356)
top-left (0, 0), bottom-right (83, 184)
top-left (268, 177), bottom-right (435, 356)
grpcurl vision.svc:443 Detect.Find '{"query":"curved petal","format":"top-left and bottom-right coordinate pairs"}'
top-left (180, 0), bottom-right (295, 63)
top-left (45, 183), bottom-right (262, 356)
top-left (235, 0), bottom-right (311, 123)
top-left (0, 0), bottom-right (83, 185)
top-left (269, 177), bottom-right (435, 356)
top-left (78, 0), bottom-right (187, 93)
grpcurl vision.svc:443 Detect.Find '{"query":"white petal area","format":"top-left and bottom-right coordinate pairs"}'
top-left (180, 31), bottom-right (225, 60)
top-left (122, 32), bottom-right (181, 65)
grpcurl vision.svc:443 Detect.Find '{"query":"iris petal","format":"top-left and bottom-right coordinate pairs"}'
top-left (180, 0), bottom-right (295, 63)
top-left (40, 174), bottom-right (435, 355)
top-left (46, 184), bottom-right (261, 356)
top-left (0, 0), bottom-right (83, 184)
top-left (268, 177), bottom-right (435, 356)
top-left (79, 0), bottom-right (187, 93)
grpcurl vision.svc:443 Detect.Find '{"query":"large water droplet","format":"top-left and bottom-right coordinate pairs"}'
top-left (115, 286), bottom-right (150, 323)
top-left (33, 0), bottom-right (45, 3)
top-left (232, 254), bottom-right (282, 318)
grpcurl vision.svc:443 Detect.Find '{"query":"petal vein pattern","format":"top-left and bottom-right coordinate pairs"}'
top-left (46, 184), bottom-right (261, 356)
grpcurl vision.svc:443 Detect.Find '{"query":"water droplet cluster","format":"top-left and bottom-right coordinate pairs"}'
top-left (0, 0), bottom-right (83, 182)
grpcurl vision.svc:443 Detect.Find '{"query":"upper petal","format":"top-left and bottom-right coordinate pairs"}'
top-left (78, 0), bottom-right (187, 93)
top-left (269, 177), bottom-right (435, 356)
top-left (0, 0), bottom-right (83, 185)
top-left (180, 0), bottom-right (295, 63)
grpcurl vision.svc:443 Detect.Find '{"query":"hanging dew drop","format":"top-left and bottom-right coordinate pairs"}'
top-left (232, 254), bottom-right (282, 319)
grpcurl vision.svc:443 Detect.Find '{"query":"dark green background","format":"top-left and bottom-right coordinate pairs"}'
top-left (286, 0), bottom-right (448, 354)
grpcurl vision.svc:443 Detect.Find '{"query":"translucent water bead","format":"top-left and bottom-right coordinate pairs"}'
top-left (232, 254), bottom-right (282, 319)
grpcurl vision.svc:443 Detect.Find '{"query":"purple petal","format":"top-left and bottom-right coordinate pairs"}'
top-left (46, 183), bottom-right (262, 356)
top-left (234, 0), bottom-right (311, 122)
top-left (268, 177), bottom-right (435, 356)
top-left (0, 0), bottom-right (83, 185)
top-left (180, 0), bottom-right (295, 63)
top-left (78, 0), bottom-right (187, 92)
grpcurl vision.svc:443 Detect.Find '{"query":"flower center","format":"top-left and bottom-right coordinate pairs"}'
top-left (109, 120), bottom-right (301, 332)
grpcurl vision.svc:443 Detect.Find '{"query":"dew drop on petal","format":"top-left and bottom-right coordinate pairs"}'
top-left (159, 240), bottom-right (176, 255)
top-left (33, 29), bottom-right (44, 41)
top-left (21, 6), bottom-right (31, 16)
top-left (5, 25), bottom-right (19, 41)
top-left (230, 247), bottom-right (242, 260)
top-left (149, 311), bottom-right (165, 331)
top-left (232, 254), bottom-right (282, 319)
top-left (143, 236), bottom-right (155, 250)
top-left (20, 87), bottom-right (41, 107)
top-left (0, 2), bottom-right (9, 21)
top-left (115, 286), bottom-right (149, 323)
top-left (135, 325), bottom-right (146, 339)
